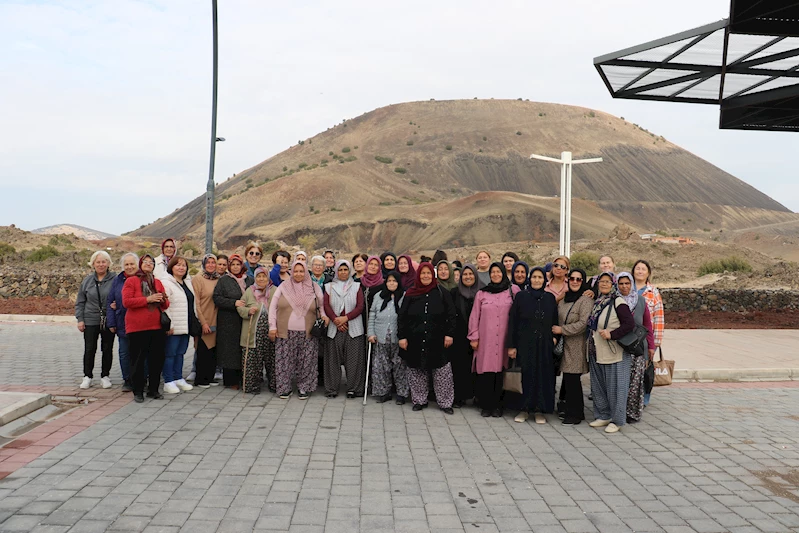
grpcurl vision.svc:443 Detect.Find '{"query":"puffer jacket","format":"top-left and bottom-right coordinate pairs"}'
top-left (161, 274), bottom-right (196, 336)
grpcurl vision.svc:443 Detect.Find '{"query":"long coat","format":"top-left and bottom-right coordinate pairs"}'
top-left (450, 288), bottom-right (476, 401)
top-left (507, 289), bottom-right (559, 413)
top-left (468, 286), bottom-right (520, 374)
top-left (557, 297), bottom-right (592, 375)
top-left (398, 286), bottom-right (456, 370)
top-left (213, 275), bottom-right (253, 370)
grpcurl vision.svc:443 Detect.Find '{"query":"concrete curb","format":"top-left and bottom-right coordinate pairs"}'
top-left (674, 368), bottom-right (799, 382)
top-left (0, 392), bottom-right (52, 427)
top-left (0, 314), bottom-right (74, 323)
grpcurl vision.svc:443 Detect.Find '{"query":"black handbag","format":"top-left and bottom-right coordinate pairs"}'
top-left (189, 311), bottom-right (202, 337)
top-left (310, 296), bottom-right (325, 338)
top-left (160, 310), bottom-right (172, 332)
top-left (619, 325), bottom-right (648, 356)
top-left (644, 359), bottom-right (655, 394)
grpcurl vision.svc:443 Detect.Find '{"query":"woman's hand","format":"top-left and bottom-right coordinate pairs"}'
top-left (583, 290), bottom-right (595, 300)
top-left (322, 316), bottom-right (330, 327)
top-left (110, 301), bottom-right (117, 310)
top-left (552, 325), bottom-right (562, 335)
top-left (268, 329), bottom-right (277, 342)
top-left (368, 336), bottom-right (377, 344)
top-left (398, 339), bottom-right (408, 350)
top-left (77, 321), bottom-right (85, 332)
top-left (109, 327), bottom-right (116, 334)
top-left (235, 299), bottom-right (245, 307)
top-left (146, 293), bottom-right (163, 304)
top-left (167, 328), bottom-right (174, 336)
top-left (444, 336), bottom-right (453, 348)
top-left (470, 340), bottom-right (479, 350)
top-left (599, 329), bottom-right (611, 340)
top-left (202, 324), bottom-right (212, 335)
top-left (248, 307), bottom-right (257, 316)
top-left (333, 316), bottom-right (348, 327)
top-left (649, 349), bottom-right (655, 360)
top-left (507, 348), bottom-right (517, 359)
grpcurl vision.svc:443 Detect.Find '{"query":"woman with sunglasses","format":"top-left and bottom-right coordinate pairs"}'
top-left (244, 242), bottom-right (264, 280)
top-left (551, 268), bottom-right (592, 425)
top-left (545, 255), bottom-right (570, 303)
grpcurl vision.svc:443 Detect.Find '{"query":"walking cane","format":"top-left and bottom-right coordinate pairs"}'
top-left (363, 341), bottom-right (372, 406)
top-left (242, 305), bottom-right (258, 393)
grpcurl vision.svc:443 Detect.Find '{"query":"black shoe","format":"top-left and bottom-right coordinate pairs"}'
top-left (146, 392), bottom-right (164, 400)
top-left (452, 400), bottom-right (464, 408)
top-left (480, 409), bottom-right (491, 417)
top-left (395, 396), bottom-right (406, 405)
top-left (412, 403), bottom-right (428, 411)
top-left (491, 408), bottom-right (503, 418)
top-left (122, 381), bottom-right (133, 392)
top-left (325, 392), bottom-right (337, 398)
top-left (298, 391), bottom-right (309, 400)
top-left (375, 393), bottom-right (392, 403)
top-left (558, 412), bottom-right (566, 420)
top-left (441, 407), bottom-right (454, 415)
top-left (134, 394), bottom-right (144, 403)
top-left (562, 417), bottom-right (582, 425)
top-left (346, 391), bottom-right (355, 399)
top-left (250, 389), bottom-right (261, 395)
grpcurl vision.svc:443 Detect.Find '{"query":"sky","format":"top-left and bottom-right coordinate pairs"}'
top-left (1, 0), bottom-right (797, 236)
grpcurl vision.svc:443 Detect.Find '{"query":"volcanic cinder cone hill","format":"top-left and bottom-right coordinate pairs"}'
top-left (133, 99), bottom-right (796, 251)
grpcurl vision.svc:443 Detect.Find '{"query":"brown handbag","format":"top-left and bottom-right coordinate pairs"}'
top-left (503, 357), bottom-right (523, 394)
top-left (653, 347), bottom-right (674, 387)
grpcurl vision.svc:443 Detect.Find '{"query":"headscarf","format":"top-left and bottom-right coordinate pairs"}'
top-left (201, 253), bottom-right (220, 280)
top-left (295, 250), bottom-right (307, 262)
top-left (458, 264), bottom-right (482, 300)
top-left (511, 261), bottom-right (530, 291)
top-left (527, 266), bottom-right (547, 297)
top-left (564, 268), bottom-right (588, 303)
top-left (161, 238), bottom-right (176, 260)
top-left (136, 254), bottom-right (157, 294)
top-left (378, 271), bottom-right (403, 314)
top-left (360, 256), bottom-right (384, 289)
top-left (588, 272), bottom-right (619, 331)
top-left (280, 260), bottom-right (316, 314)
top-left (398, 254), bottom-right (416, 289)
top-left (405, 262), bottom-right (438, 297)
top-left (252, 266), bottom-right (272, 306)
top-left (479, 262), bottom-right (512, 294)
top-left (379, 252), bottom-right (397, 277)
top-left (617, 271), bottom-right (638, 310)
top-left (436, 260), bottom-right (457, 291)
top-left (226, 253), bottom-right (248, 292)
top-left (329, 260), bottom-right (355, 297)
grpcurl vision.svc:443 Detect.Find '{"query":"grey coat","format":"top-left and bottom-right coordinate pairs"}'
top-left (75, 271), bottom-right (116, 326)
top-left (557, 296), bottom-right (592, 375)
top-left (367, 293), bottom-right (403, 344)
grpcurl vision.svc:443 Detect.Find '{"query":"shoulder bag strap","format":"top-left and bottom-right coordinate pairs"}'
top-left (508, 285), bottom-right (515, 301)
top-left (94, 280), bottom-right (106, 318)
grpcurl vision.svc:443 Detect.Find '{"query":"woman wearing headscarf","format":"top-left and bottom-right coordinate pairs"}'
top-left (238, 266), bottom-right (276, 394)
top-left (295, 251), bottom-right (307, 263)
top-left (469, 262), bottom-right (520, 417)
top-left (551, 268), bottom-right (592, 425)
top-left (435, 261), bottom-right (457, 291)
top-left (107, 252), bottom-right (139, 391)
top-left (586, 272), bottom-right (635, 433)
top-left (269, 250), bottom-right (292, 287)
top-left (633, 259), bottom-right (663, 407)
top-left (213, 254), bottom-right (253, 389)
top-left (76, 250), bottom-right (116, 389)
top-left (397, 255), bottom-right (416, 290)
top-left (431, 249), bottom-right (448, 267)
top-left (192, 254), bottom-right (220, 388)
top-left (507, 266), bottom-right (558, 424)
top-left (617, 272), bottom-right (654, 423)
top-left (398, 262), bottom-right (457, 414)
top-left (268, 260), bottom-right (328, 399)
top-left (360, 256), bottom-right (384, 306)
top-left (244, 242), bottom-right (264, 280)
top-left (449, 264), bottom-right (480, 408)
top-left (475, 251), bottom-right (492, 286)
top-left (367, 271), bottom-right (408, 404)
top-left (501, 252), bottom-right (520, 280)
top-left (380, 252), bottom-right (397, 277)
top-left (122, 254), bottom-right (170, 403)
top-left (154, 238), bottom-right (177, 280)
top-left (323, 260), bottom-right (366, 398)
top-left (511, 261), bottom-right (530, 291)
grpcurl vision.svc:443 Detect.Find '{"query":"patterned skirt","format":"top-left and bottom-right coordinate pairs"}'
top-left (626, 354), bottom-right (646, 422)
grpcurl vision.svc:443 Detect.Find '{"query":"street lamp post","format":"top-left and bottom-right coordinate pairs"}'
top-left (529, 151), bottom-right (602, 256)
top-left (205, 0), bottom-right (223, 255)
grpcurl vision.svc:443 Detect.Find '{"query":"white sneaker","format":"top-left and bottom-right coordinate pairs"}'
top-left (186, 372), bottom-right (196, 382)
top-left (534, 413), bottom-right (547, 424)
top-left (589, 419), bottom-right (611, 428)
top-left (79, 376), bottom-right (91, 389)
top-left (176, 379), bottom-right (193, 391)
top-left (514, 411), bottom-right (529, 423)
top-left (163, 381), bottom-right (180, 394)
top-left (605, 423), bottom-right (620, 434)
top-left (101, 376), bottom-right (112, 389)
top-left (214, 371), bottom-right (223, 380)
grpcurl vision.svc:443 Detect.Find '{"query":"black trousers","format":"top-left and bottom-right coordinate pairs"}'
top-left (83, 325), bottom-right (115, 379)
top-left (561, 373), bottom-right (584, 420)
top-left (195, 338), bottom-right (217, 386)
top-left (475, 372), bottom-right (503, 411)
top-left (129, 329), bottom-right (166, 396)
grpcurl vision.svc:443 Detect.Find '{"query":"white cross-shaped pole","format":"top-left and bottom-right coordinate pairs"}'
top-left (529, 151), bottom-right (602, 257)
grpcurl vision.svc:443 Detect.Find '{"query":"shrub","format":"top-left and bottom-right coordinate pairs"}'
top-left (407, 140), bottom-right (414, 146)
top-left (516, 131), bottom-right (522, 135)
top-left (354, 146), bottom-right (358, 150)
top-left (182, 242), bottom-right (200, 255)
top-left (344, 155), bottom-right (357, 162)
top-left (189, 267), bottom-right (199, 276)
top-left (698, 257), bottom-right (752, 276)
top-left (342, 147), bottom-right (351, 153)
top-left (309, 205), bottom-right (315, 212)
top-left (379, 201), bottom-right (392, 206)
top-left (321, 159), bottom-right (329, 165)
top-left (262, 241), bottom-right (280, 256)
top-left (298, 162), bottom-right (308, 169)
top-left (0, 242), bottom-right (16, 255)
top-left (569, 251), bottom-right (599, 276)
top-left (27, 245), bottom-right (61, 262)
top-left (411, 179), bottom-right (419, 184)
top-left (394, 167), bottom-right (407, 174)
top-left (445, 145), bottom-right (452, 150)
top-left (330, 207), bottom-right (342, 212)
top-left (283, 166), bottom-right (288, 171)
top-left (298, 235), bottom-right (318, 250)
top-left (328, 151), bottom-right (334, 156)
top-left (588, 111), bottom-right (596, 118)
top-left (375, 156), bottom-right (393, 164)
top-left (245, 177), bottom-right (253, 184)
top-left (482, 136), bottom-right (487, 141)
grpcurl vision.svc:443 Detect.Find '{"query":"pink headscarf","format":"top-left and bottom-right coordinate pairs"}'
top-left (280, 260), bottom-right (316, 314)
top-left (360, 256), bottom-right (384, 288)
top-left (252, 266), bottom-right (272, 306)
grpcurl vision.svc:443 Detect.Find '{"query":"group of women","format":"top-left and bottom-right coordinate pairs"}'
top-left (76, 241), bottom-right (665, 432)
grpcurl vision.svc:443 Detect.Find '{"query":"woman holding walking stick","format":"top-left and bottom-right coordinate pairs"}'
top-left (238, 267), bottom-right (276, 394)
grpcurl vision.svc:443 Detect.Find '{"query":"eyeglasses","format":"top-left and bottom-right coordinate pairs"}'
top-left (598, 280), bottom-right (612, 285)
top-left (553, 263), bottom-right (568, 270)
top-left (141, 260), bottom-right (155, 265)
top-left (568, 276), bottom-right (583, 282)
top-left (248, 251), bottom-right (261, 256)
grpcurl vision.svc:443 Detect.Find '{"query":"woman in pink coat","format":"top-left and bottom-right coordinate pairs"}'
top-left (468, 262), bottom-right (520, 417)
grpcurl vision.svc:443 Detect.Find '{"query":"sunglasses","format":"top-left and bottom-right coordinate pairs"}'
top-left (248, 251), bottom-right (261, 256)
top-left (553, 263), bottom-right (568, 270)
top-left (568, 276), bottom-right (583, 282)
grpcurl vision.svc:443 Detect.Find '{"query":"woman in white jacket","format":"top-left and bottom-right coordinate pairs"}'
top-left (161, 256), bottom-right (196, 394)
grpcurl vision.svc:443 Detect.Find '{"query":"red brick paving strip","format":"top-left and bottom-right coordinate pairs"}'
top-left (0, 385), bottom-right (131, 480)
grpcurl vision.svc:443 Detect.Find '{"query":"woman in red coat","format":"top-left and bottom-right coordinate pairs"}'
top-left (123, 254), bottom-right (170, 403)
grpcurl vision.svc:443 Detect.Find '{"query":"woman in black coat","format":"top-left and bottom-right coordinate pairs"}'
top-left (449, 264), bottom-right (480, 407)
top-left (398, 262), bottom-right (457, 414)
top-left (507, 266), bottom-right (558, 424)
top-left (213, 254), bottom-right (253, 388)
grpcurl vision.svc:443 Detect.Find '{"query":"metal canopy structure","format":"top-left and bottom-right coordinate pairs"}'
top-left (594, 1), bottom-right (799, 131)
